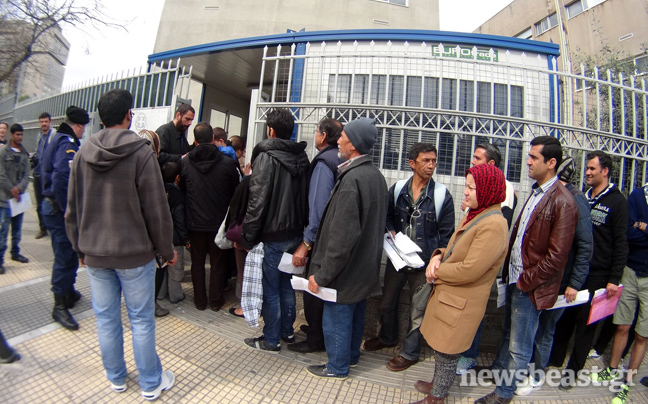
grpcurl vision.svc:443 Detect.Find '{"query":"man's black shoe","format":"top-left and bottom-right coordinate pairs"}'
top-left (640, 376), bottom-right (648, 388)
top-left (11, 254), bottom-right (29, 263)
top-left (0, 264), bottom-right (4, 275)
top-left (53, 294), bottom-right (79, 331)
top-left (287, 340), bottom-right (325, 353)
top-left (65, 290), bottom-right (82, 309)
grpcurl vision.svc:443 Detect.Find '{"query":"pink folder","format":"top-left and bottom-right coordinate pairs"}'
top-left (587, 285), bottom-right (624, 325)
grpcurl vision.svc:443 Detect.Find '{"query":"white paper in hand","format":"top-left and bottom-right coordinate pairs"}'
top-left (290, 276), bottom-right (337, 302)
top-left (9, 193), bottom-right (32, 217)
top-left (278, 252), bottom-right (306, 274)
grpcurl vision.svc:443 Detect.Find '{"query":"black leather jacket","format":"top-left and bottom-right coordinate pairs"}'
top-left (241, 138), bottom-right (310, 249)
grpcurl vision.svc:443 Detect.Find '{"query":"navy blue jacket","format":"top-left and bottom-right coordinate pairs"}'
top-left (627, 187), bottom-right (648, 277)
top-left (41, 123), bottom-right (80, 213)
top-left (34, 128), bottom-right (54, 177)
top-left (559, 183), bottom-right (592, 292)
top-left (385, 177), bottom-right (455, 267)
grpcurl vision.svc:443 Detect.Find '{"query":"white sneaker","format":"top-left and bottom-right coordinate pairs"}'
top-left (104, 370), bottom-right (127, 393)
top-left (515, 375), bottom-right (542, 396)
top-left (142, 370), bottom-right (175, 401)
top-left (587, 349), bottom-right (601, 359)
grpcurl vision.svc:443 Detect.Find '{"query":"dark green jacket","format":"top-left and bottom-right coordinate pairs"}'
top-left (309, 155), bottom-right (388, 304)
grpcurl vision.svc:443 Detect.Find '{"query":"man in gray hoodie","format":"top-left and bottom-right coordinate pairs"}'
top-left (66, 89), bottom-right (177, 401)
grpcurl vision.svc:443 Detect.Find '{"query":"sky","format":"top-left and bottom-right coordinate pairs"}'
top-left (61, 0), bottom-right (514, 88)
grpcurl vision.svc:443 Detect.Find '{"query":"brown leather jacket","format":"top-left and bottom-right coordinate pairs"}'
top-left (503, 180), bottom-right (578, 310)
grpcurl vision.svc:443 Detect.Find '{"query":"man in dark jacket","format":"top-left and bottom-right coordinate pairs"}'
top-left (554, 151), bottom-right (627, 388)
top-left (0, 123), bottom-right (31, 274)
top-left (156, 104), bottom-right (195, 166)
top-left (242, 108), bottom-right (310, 353)
top-left (41, 106), bottom-right (90, 331)
top-left (181, 122), bottom-right (239, 311)
top-left (306, 117), bottom-right (388, 379)
top-left (476, 136), bottom-right (577, 404)
top-left (363, 142), bottom-right (454, 372)
top-left (289, 117), bottom-right (344, 354)
top-left (601, 183), bottom-right (648, 403)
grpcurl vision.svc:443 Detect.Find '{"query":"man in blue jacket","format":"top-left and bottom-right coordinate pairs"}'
top-left (33, 112), bottom-right (55, 239)
top-left (41, 106), bottom-right (89, 331)
top-left (363, 142), bottom-right (455, 372)
top-left (289, 117), bottom-right (344, 354)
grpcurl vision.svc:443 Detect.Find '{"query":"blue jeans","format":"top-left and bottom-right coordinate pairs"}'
top-left (534, 307), bottom-right (564, 370)
top-left (463, 320), bottom-right (485, 359)
top-left (494, 284), bottom-right (542, 399)
top-left (262, 237), bottom-right (301, 346)
top-left (42, 200), bottom-right (78, 295)
top-left (379, 263), bottom-right (426, 361)
top-left (0, 207), bottom-right (23, 263)
top-left (322, 299), bottom-right (366, 375)
top-left (86, 260), bottom-right (163, 392)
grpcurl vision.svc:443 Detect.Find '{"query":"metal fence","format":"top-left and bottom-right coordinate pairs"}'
top-left (3, 59), bottom-right (192, 151)
top-left (250, 41), bottom-right (648, 209)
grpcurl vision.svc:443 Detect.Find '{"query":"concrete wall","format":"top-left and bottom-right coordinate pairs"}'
top-left (474, 0), bottom-right (648, 62)
top-left (154, 0), bottom-right (440, 54)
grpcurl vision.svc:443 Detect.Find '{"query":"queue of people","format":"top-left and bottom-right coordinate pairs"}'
top-left (3, 96), bottom-right (648, 404)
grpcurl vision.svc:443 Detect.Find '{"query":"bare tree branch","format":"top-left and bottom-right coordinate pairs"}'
top-left (0, 0), bottom-right (124, 93)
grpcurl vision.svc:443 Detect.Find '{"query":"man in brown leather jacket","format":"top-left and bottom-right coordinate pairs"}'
top-left (475, 136), bottom-right (578, 404)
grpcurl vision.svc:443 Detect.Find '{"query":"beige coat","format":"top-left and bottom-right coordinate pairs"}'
top-left (420, 204), bottom-right (508, 354)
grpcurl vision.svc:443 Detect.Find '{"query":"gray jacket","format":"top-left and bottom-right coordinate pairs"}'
top-left (309, 155), bottom-right (389, 304)
top-left (0, 145), bottom-right (30, 208)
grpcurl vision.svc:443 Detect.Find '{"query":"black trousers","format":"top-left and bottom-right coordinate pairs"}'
top-left (303, 292), bottom-right (325, 349)
top-left (190, 231), bottom-right (226, 309)
top-left (550, 277), bottom-right (607, 372)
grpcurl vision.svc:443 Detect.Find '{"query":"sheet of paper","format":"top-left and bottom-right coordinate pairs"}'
top-left (9, 192), bottom-right (32, 217)
top-left (278, 253), bottom-right (305, 274)
top-left (593, 288), bottom-right (607, 298)
top-left (384, 236), bottom-right (408, 270)
top-left (497, 278), bottom-right (507, 308)
top-left (290, 276), bottom-right (337, 302)
top-left (383, 233), bottom-right (425, 270)
top-left (547, 289), bottom-right (590, 310)
top-left (587, 285), bottom-right (624, 325)
top-left (393, 232), bottom-right (422, 254)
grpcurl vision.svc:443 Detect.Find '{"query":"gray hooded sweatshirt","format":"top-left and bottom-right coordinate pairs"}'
top-left (65, 128), bottom-right (174, 269)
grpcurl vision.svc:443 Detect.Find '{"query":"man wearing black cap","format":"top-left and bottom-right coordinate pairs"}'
top-left (0, 123), bottom-right (31, 274)
top-left (41, 105), bottom-right (89, 330)
top-left (306, 117), bottom-right (388, 379)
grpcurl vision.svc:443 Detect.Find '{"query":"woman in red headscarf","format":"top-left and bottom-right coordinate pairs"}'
top-left (410, 163), bottom-right (509, 404)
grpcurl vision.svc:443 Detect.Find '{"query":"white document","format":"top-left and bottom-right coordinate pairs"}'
top-left (497, 278), bottom-right (507, 308)
top-left (547, 289), bottom-right (590, 310)
top-left (9, 193), bottom-right (32, 217)
top-left (290, 276), bottom-right (337, 302)
top-left (393, 232), bottom-right (422, 254)
top-left (383, 232), bottom-right (425, 270)
top-left (278, 253), bottom-right (306, 274)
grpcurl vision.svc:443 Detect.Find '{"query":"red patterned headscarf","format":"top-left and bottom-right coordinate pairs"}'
top-left (463, 164), bottom-right (506, 225)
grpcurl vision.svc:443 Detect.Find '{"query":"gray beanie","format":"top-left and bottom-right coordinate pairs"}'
top-left (557, 156), bottom-right (575, 182)
top-left (343, 118), bottom-right (378, 155)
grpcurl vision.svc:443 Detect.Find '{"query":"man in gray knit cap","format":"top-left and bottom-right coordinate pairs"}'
top-left (306, 117), bottom-right (388, 379)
